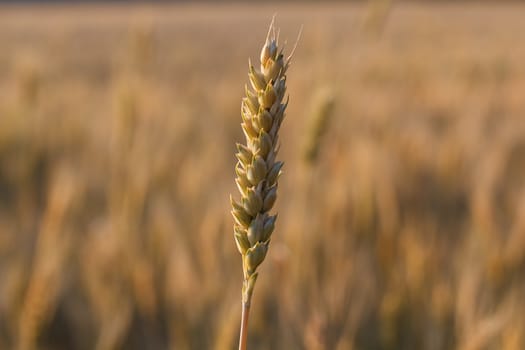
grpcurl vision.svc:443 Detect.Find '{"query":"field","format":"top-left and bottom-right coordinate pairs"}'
top-left (1, 2), bottom-right (525, 349)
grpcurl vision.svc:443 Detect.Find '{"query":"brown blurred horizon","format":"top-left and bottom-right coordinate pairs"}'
top-left (1, 1), bottom-right (525, 349)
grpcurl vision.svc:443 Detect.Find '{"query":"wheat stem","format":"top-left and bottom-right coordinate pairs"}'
top-left (238, 300), bottom-right (250, 350)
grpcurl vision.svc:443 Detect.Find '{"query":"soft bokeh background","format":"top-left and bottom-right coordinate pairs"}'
top-left (1, 1), bottom-right (525, 349)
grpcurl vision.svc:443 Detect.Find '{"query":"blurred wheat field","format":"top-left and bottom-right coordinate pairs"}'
top-left (1, 2), bottom-right (525, 350)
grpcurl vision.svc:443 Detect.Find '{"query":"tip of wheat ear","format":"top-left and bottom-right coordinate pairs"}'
top-left (231, 20), bottom-right (292, 304)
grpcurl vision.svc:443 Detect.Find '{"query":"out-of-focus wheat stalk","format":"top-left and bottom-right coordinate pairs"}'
top-left (362, 0), bottom-right (392, 38)
top-left (16, 64), bottom-right (40, 107)
top-left (17, 168), bottom-right (77, 350)
top-left (230, 19), bottom-right (294, 350)
top-left (302, 88), bottom-right (335, 166)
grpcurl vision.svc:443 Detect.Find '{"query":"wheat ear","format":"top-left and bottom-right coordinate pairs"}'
top-left (231, 20), bottom-right (292, 350)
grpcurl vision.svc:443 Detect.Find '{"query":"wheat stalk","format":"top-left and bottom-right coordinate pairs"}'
top-left (230, 19), bottom-right (295, 350)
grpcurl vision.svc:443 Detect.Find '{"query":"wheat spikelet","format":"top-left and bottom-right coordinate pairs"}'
top-left (230, 19), bottom-right (295, 349)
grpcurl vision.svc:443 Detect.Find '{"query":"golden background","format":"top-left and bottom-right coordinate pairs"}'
top-left (1, 2), bottom-right (525, 349)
